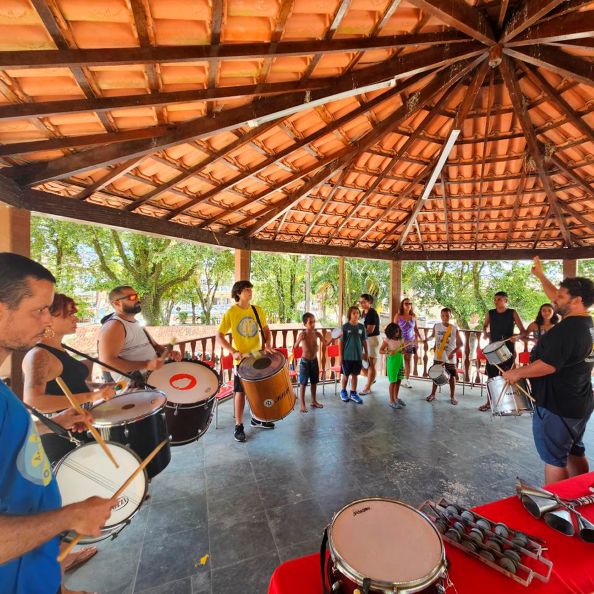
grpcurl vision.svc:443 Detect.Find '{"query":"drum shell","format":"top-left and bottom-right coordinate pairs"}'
top-left (487, 376), bottom-right (533, 416)
top-left (327, 498), bottom-right (447, 594)
top-left (240, 365), bottom-right (295, 422)
top-left (482, 341), bottom-right (513, 365)
top-left (92, 396), bottom-right (171, 479)
top-left (428, 364), bottom-right (448, 386)
top-left (165, 395), bottom-right (215, 445)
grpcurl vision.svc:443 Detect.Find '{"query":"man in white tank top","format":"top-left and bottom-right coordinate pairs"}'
top-left (98, 286), bottom-right (177, 380)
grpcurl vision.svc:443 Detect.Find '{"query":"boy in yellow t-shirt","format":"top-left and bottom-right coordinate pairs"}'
top-left (216, 280), bottom-right (274, 442)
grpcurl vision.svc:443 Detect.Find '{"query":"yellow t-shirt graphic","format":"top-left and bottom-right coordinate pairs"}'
top-left (218, 304), bottom-right (267, 358)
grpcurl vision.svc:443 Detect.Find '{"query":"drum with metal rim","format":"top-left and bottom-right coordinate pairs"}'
top-left (54, 441), bottom-right (148, 543)
top-left (326, 498), bottom-right (448, 594)
top-left (428, 363), bottom-right (449, 386)
top-left (237, 350), bottom-right (295, 422)
top-left (91, 390), bottom-right (170, 478)
top-left (487, 376), bottom-right (533, 416)
top-left (148, 360), bottom-right (220, 445)
top-left (482, 340), bottom-right (513, 366)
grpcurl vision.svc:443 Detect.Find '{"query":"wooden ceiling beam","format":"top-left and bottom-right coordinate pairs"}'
top-left (0, 32), bottom-right (470, 69)
top-left (73, 158), bottom-right (142, 201)
top-left (499, 55), bottom-right (573, 247)
top-left (507, 11), bottom-right (594, 46)
top-left (549, 154), bottom-right (594, 197)
top-left (501, 0), bottom-right (567, 43)
top-left (406, 0), bottom-right (495, 45)
top-left (504, 45), bottom-right (594, 86)
top-left (498, 0), bottom-right (510, 28)
top-left (504, 167), bottom-right (529, 247)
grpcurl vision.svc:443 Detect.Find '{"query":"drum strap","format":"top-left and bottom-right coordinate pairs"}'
top-left (23, 402), bottom-right (80, 443)
top-left (251, 305), bottom-right (266, 348)
top-left (436, 324), bottom-right (453, 360)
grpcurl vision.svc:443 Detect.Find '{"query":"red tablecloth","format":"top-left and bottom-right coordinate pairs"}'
top-left (268, 472), bottom-right (594, 594)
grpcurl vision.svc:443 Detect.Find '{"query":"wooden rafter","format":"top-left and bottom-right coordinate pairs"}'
top-left (407, 0), bottom-right (495, 45)
top-left (499, 55), bottom-right (573, 247)
top-left (439, 174), bottom-right (451, 249)
top-left (550, 154), bottom-right (594, 198)
top-left (74, 159), bottom-right (141, 202)
top-left (498, 0), bottom-right (510, 28)
top-left (504, 45), bottom-right (594, 86)
top-left (501, 0), bottom-right (568, 43)
top-left (0, 32), bottom-right (469, 70)
top-left (206, 0), bottom-right (223, 117)
top-left (507, 10), bottom-right (594, 46)
top-left (504, 167), bottom-right (529, 247)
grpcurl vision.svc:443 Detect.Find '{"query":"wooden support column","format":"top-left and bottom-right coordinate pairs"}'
top-left (563, 259), bottom-right (578, 278)
top-left (234, 248), bottom-right (251, 282)
top-left (338, 256), bottom-right (345, 324)
top-left (0, 204), bottom-right (31, 397)
top-left (390, 259), bottom-right (402, 321)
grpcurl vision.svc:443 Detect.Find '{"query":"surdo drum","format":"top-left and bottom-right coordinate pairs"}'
top-left (325, 498), bottom-right (448, 593)
top-left (487, 376), bottom-right (534, 416)
top-left (54, 441), bottom-right (148, 543)
top-left (428, 363), bottom-right (449, 386)
top-left (148, 360), bottom-right (220, 445)
top-left (91, 390), bottom-right (171, 478)
top-left (237, 350), bottom-right (295, 422)
top-left (482, 340), bottom-right (513, 366)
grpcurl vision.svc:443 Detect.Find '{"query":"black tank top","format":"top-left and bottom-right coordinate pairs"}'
top-left (37, 343), bottom-right (90, 395)
top-left (489, 308), bottom-right (516, 352)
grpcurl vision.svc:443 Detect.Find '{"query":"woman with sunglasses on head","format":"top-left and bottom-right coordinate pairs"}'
top-left (393, 298), bottom-right (422, 390)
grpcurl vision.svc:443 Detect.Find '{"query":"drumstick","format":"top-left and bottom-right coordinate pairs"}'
top-left (57, 439), bottom-right (168, 562)
top-left (493, 364), bottom-right (535, 402)
top-left (56, 377), bottom-right (119, 469)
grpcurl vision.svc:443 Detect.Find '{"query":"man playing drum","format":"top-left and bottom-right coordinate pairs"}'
top-left (478, 291), bottom-right (525, 412)
top-left (216, 280), bottom-right (275, 442)
top-left (0, 253), bottom-right (114, 594)
top-left (98, 285), bottom-right (180, 383)
top-left (503, 259), bottom-right (594, 485)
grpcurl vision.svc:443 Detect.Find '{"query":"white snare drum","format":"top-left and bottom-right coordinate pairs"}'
top-left (428, 363), bottom-right (449, 386)
top-left (487, 376), bottom-right (534, 416)
top-left (331, 327), bottom-right (343, 340)
top-left (326, 498), bottom-right (448, 593)
top-left (54, 441), bottom-right (147, 543)
top-left (482, 340), bottom-right (513, 366)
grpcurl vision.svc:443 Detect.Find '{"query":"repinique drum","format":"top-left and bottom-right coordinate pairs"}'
top-left (428, 363), bottom-right (449, 386)
top-left (91, 390), bottom-right (170, 478)
top-left (483, 340), bottom-right (513, 366)
top-left (237, 350), bottom-right (295, 422)
top-left (325, 498), bottom-right (448, 593)
top-left (487, 376), bottom-right (533, 416)
top-left (148, 360), bottom-right (220, 445)
top-left (55, 441), bottom-right (147, 543)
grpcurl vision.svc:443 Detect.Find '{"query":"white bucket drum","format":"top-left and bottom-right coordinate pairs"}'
top-left (487, 376), bottom-right (533, 416)
top-left (428, 363), bottom-right (449, 386)
top-left (331, 327), bottom-right (343, 340)
top-left (148, 360), bottom-right (220, 445)
top-left (482, 340), bottom-right (513, 366)
top-left (326, 498), bottom-right (448, 593)
top-left (54, 441), bottom-right (147, 543)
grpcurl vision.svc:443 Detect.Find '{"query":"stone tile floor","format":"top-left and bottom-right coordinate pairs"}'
top-left (64, 377), bottom-right (594, 593)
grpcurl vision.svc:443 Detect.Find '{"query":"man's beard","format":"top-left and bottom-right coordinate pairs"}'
top-left (123, 303), bottom-right (142, 315)
top-left (555, 303), bottom-right (568, 317)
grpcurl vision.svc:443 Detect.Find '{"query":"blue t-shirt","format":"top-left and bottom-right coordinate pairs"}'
top-left (0, 380), bottom-right (62, 594)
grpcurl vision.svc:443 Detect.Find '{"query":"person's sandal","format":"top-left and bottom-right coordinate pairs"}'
top-left (478, 403), bottom-right (490, 412)
top-left (426, 394), bottom-right (436, 402)
top-left (450, 398), bottom-right (458, 405)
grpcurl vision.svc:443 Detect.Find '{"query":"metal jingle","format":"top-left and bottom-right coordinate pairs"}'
top-left (460, 510), bottom-right (475, 523)
top-left (503, 549), bottom-right (521, 564)
top-left (485, 539), bottom-right (502, 553)
top-left (498, 556), bottom-right (517, 574)
top-left (476, 518), bottom-right (492, 532)
top-left (446, 528), bottom-right (462, 543)
top-left (494, 523), bottom-right (509, 538)
top-left (479, 549), bottom-right (496, 562)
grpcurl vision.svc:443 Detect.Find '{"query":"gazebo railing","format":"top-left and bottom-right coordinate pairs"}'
top-left (174, 326), bottom-right (532, 388)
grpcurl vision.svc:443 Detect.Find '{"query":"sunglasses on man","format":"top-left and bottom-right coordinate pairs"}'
top-left (114, 293), bottom-right (140, 302)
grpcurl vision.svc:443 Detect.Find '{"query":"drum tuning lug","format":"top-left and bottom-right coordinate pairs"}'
top-left (331, 581), bottom-right (342, 592)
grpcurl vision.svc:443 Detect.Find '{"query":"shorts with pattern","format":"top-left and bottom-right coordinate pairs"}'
top-left (299, 358), bottom-right (319, 386)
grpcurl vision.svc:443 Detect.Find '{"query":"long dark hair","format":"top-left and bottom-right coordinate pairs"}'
top-left (398, 298), bottom-right (415, 316)
top-left (535, 303), bottom-right (560, 327)
top-left (385, 323), bottom-right (402, 341)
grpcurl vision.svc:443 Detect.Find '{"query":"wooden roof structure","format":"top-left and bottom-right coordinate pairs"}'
top-left (0, 0), bottom-right (593, 261)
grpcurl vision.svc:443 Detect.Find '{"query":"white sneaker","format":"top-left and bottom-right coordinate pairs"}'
top-left (404, 380), bottom-right (413, 388)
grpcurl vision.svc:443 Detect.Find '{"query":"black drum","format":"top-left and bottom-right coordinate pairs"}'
top-left (90, 390), bottom-right (171, 479)
top-left (148, 361), bottom-right (220, 445)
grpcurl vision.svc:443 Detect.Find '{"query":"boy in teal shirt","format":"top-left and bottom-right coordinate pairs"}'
top-left (339, 306), bottom-right (368, 404)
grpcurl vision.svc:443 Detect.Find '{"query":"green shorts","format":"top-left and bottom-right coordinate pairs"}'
top-left (387, 353), bottom-right (404, 383)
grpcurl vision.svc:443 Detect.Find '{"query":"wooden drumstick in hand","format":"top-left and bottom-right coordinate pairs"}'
top-left (57, 439), bottom-right (168, 562)
top-left (493, 364), bottom-right (535, 402)
top-left (56, 377), bottom-right (119, 469)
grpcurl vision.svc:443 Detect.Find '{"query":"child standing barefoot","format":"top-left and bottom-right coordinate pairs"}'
top-left (294, 313), bottom-right (326, 412)
top-left (380, 323), bottom-right (405, 410)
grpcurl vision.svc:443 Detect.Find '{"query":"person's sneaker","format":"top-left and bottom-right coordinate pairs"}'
top-left (340, 389), bottom-right (350, 402)
top-left (404, 380), bottom-right (413, 388)
top-left (398, 398), bottom-right (407, 407)
top-left (350, 391), bottom-right (363, 404)
top-left (250, 418), bottom-right (275, 429)
top-left (389, 401), bottom-right (404, 410)
top-left (234, 424), bottom-right (246, 442)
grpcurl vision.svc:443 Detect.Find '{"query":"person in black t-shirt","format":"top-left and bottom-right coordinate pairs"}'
top-left (359, 293), bottom-right (380, 396)
top-left (503, 258), bottom-right (594, 485)
top-left (478, 291), bottom-right (525, 412)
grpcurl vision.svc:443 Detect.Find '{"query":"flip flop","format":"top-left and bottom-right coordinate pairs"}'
top-left (426, 394), bottom-right (436, 402)
top-left (450, 399), bottom-right (458, 406)
top-left (478, 403), bottom-right (491, 412)
top-left (62, 546), bottom-right (97, 572)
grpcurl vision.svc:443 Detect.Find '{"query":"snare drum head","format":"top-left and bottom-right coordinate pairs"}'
top-left (92, 390), bottom-right (166, 426)
top-left (331, 327), bottom-right (342, 339)
top-left (238, 351), bottom-right (286, 381)
top-left (428, 363), bottom-right (445, 378)
top-left (483, 340), bottom-right (508, 354)
top-left (149, 361), bottom-right (220, 404)
top-left (330, 498), bottom-right (445, 588)
top-left (55, 442), bottom-right (146, 528)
